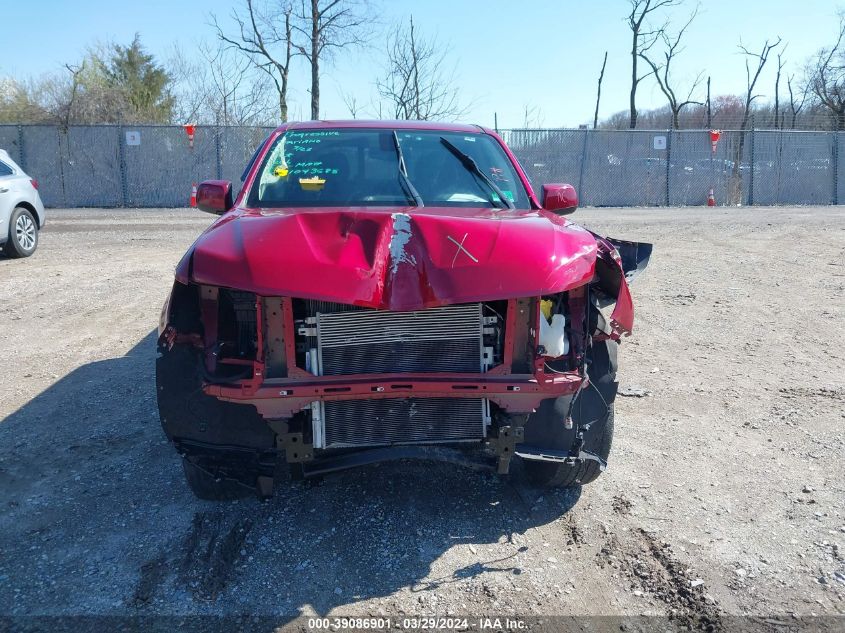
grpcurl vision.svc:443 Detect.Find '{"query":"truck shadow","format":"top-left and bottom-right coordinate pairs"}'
top-left (0, 331), bottom-right (580, 622)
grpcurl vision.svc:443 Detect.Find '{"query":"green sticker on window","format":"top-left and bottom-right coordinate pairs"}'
top-left (502, 190), bottom-right (515, 202)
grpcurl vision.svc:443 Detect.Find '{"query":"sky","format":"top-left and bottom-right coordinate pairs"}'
top-left (0, 0), bottom-right (840, 128)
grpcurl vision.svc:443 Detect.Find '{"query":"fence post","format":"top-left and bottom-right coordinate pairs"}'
top-left (16, 125), bottom-right (25, 170)
top-left (748, 125), bottom-right (756, 206)
top-left (577, 129), bottom-right (589, 205)
top-left (216, 127), bottom-right (223, 180)
top-left (665, 129), bottom-right (672, 207)
top-left (57, 127), bottom-right (68, 208)
top-left (833, 132), bottom-right (839, 205)
top-left (117, 125), bottom-right (128, 207)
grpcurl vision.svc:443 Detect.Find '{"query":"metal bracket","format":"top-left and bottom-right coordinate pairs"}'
top-left (279, 432), bottom-right (313, 463)
top-left (297, 316), bottom-right (318, 338)
top-left (486, 423), bottom-right (524, 475)
top-left (267, 419), bottom-right (314, 463)
top-left (515, 446), bottom-right (607, 471)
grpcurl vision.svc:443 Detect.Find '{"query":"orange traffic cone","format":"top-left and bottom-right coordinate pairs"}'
top-left (190, 183), bottom-right (198, 208)
top-left (707, 188), bottom-right (716, 207)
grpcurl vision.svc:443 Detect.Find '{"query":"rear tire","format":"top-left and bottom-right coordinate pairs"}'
top-left (4, 207), bottom-right (38, 258)
top-left (181, 457), bottom-right (255, 501)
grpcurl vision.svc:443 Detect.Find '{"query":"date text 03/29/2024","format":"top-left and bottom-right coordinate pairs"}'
top-left (306, 617), bottom-right (528, 630)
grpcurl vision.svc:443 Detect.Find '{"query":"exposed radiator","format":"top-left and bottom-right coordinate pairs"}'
top-left (296, 301), bottom-right (495, 449)
top-left (313, 304), bottom-right (486, 376)
top-left (315, 397), bottom-right (489, 448)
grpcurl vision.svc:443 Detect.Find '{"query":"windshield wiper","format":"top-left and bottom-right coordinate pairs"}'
top-left (393, 131), bottom-right (423, 207)
top-left (439, 137), bottom-right (514, 209)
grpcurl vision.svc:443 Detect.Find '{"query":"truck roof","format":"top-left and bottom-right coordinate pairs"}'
top-left (278, 120), bottom-right (490, 134)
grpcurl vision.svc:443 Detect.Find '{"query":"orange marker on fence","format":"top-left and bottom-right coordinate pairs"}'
top-left (190, 183), bottom-right (198, 208)
top-left (184, 123), bottom-right (196, 149)
top-left (710, 129), bottom-right (721, 154)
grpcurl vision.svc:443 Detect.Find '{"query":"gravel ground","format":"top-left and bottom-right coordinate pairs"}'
top-left (0, 206), bottom-right (843, 627)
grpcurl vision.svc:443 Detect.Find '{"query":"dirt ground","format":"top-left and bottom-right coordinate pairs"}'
top-left (0, 206), bottom-right (843, 628)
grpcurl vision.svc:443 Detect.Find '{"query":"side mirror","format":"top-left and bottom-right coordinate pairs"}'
top-left (542, 183), bottom-right (578, 215)
top-left (196, 180), bottom-right (234, 215)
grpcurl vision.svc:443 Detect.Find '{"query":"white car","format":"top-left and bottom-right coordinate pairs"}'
top-left (0, 149), bottom-right (45, 258)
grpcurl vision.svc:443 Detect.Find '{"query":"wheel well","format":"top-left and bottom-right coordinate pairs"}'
top-left (14, 202), bottom-right (40, 228)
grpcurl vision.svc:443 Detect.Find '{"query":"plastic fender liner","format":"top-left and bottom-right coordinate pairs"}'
top-left (156, 344), bottom-right (275, 450)
top-left (159, 281), bottom-right (202, 340)
top-left (604, 237), bottom-right (653, 283)
top-left (591, 236), bottom-right (652, 338)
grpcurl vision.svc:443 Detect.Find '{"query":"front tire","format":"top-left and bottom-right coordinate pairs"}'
top-left (523, 406), bottom-right (614, 487)
top-left (521, 340), bottom-right (618, 488)
top-left (4, 207), bottom-right (39, 258)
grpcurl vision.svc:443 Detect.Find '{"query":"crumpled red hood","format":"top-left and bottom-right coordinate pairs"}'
top-left (178, 206), bottom-right (599, 311)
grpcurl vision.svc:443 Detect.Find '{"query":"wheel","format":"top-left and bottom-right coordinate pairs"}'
top-left (4, 207), bottom-right (38, 258)
top-left (523, 406), bottom-right (614, 487)
top-left (521, 340), bottom-right (618, 488)
top-left (180, 457), bottom-right (255, 501)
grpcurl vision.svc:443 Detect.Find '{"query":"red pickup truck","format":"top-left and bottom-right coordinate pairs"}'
top-left (156, 120), bottom-right (650, 500)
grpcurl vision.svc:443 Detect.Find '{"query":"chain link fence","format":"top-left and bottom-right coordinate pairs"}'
top-left (0, 124), bottom-right (842, 208)
top-left (0, 124), bottom-right (274, 208)
top-left (503, 128), bottom-right (841, 207)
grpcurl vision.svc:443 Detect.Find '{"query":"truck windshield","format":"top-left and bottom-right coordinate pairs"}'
top-left (247, 128), bottom-right (531, 209)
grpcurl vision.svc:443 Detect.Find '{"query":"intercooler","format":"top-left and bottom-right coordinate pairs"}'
top-left (314, 398), bottom-right (488, 448)
top-left (299, 303), bottom-right (493, 449)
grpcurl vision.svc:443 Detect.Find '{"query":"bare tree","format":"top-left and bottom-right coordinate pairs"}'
top-left (60, 62), bottom-right (86, 129)
top-left (627, 0), bottom-right (680, 128)
top-left (738, 37), bottom-right (782, 132)
top-left (787, 74), bottom-right (808, 129)
top-left (3, 40), bottom-right (190, 125)
top-left (712, 94), bottom-right (744, 127)
top-left (338, 87), bottom-right (361, 118)
top-left (639, 5), bottom-right (703, 129)
top-left (7, 41), bottom-right (171, 125)
top-left (377, 16), bottom-right (466, 121)
top-left (293, 0), bottom-right (371, 120)
top-left (730, 37), bottom-right (781, 202)
top-left (206, 43), bottom-right (250, 124)
top-left (167, 45), bottom-right (208, 123)
top-left (0, 76), bottom-right (52, 123)
top-left (213, 0), bottom-right (295, 122)
top-left (205, 42), bottom-right (275, 124)
top-left (593, 51), bottom-right (608, 129)
top-left (170, 41), bottom-right (276, 125)
top-left (521, 103), bottom-right (544, 128)
top-left (773, 48), bottom-right (787, 129)
top-left (806, 13), bottom-right (845, 129)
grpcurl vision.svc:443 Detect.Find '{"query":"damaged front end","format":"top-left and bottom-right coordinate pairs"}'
top-left (156, 227), bottom-right (651, 497)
